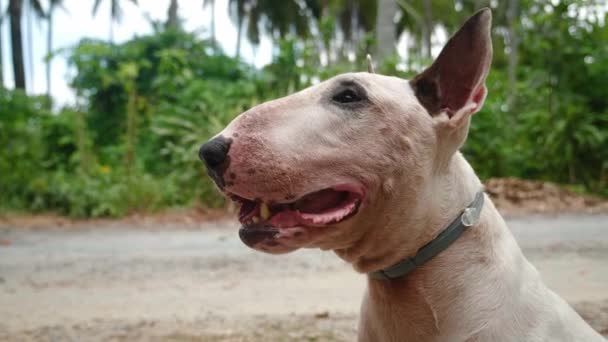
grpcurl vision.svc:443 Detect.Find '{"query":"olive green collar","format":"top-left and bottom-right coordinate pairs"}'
top-left (370, 190), bottom-right (485, 281)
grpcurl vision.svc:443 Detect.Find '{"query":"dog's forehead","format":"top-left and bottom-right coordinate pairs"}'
top-left (288, 72), bottom-right (414, 104)
top-left (277, 71), bottom-right (419, 113)
top-left (322, 72), bottom-right (410, 91)
top-left (239, 72), bottom-right (419, 122)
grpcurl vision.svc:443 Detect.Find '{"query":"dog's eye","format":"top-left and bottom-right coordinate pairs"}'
top-left (332, 89), bottom-right (362, 104)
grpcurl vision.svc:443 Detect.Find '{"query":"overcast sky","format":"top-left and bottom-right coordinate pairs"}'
top-left (0, 0), bottom-right (274, 105)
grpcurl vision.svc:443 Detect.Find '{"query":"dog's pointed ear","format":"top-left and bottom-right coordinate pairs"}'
top-left (410, 8), bottom-right (493, 125)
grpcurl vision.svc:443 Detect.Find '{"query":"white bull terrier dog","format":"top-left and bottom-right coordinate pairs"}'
top-left (199, 8), bottom-right (605, 342)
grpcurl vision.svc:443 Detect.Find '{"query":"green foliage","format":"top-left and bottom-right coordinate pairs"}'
top-left (27, 168), bottom-right (166, 217)
top-left (1, 30), bottom-right (276, 216)
top-left (1, 1), bottom-right (606, 217)
top-left (0, 90), bottom-right (54, 210)
top-left (464, 1), bottom-right (608, 194)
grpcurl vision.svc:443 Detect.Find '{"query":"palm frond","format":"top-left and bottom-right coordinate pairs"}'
top-left (92, 0), bottom-right (103, 15)
top-left (110, 0), bottom-right (121, 22)
top-left (29, 0), bottom-right (46, 19)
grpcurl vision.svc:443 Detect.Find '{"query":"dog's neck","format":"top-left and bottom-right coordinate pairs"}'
top-left (346, 153), bottom-right (524, 340)
top-left (337, 152), bottom-right (483, 273)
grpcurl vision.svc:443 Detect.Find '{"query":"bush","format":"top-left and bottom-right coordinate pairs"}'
top-left (0, 90), bottom-right (54, 210)
top-left (31, 169), bottom-right (166, 218)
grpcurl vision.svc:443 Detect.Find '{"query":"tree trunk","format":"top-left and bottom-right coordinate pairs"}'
top-left (350, 0), bottom-right (359, 59)
top-left (235, 0), bottom-right (245, 58)
top-left (506, 0), bottom-right (519, 107)
top-left (375, 0), bottom-right (397, 60)
top-left (109, 10), bottom-right (114, 42)
top-left (9, 0), bottom-right (26, 90)
top-left (46, 6), bottom-right (53, 98)
top-left (210, 0), bottom-right (215, 42)
top-left (0, 0), bottom-right (4, 88)
top-left (76, 108), bottom-right (90, 173)
top-left (26, 0), bottom-right (33, 92)
top-left (422, 0), bottom-right (432, 58)
top-left (236, 18), bottom-right (242, 58)
top-left (166, 0), bottom-right (179, 30)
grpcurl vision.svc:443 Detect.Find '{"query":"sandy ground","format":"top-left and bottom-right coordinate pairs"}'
top-left (0, 214), bottom-right (607, 341)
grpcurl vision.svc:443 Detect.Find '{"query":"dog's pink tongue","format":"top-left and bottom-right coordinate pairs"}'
top-left (269, 200), bottom-right (357, 228)
top-left (267, 188), bottom-right (359, 228)
top-left (293, 188), bottom-right (347, 213)
top-left (269, 210), bottom-right (302, 227)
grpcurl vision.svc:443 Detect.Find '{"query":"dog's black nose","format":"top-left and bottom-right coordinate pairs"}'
top-left (199, 136), bottom-right (231, 175)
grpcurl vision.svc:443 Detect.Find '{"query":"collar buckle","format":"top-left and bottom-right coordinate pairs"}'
top-left (461, 206), bottom-right (481, 227)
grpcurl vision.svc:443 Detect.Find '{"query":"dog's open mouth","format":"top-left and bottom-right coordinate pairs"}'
top-left (232, 185), bottom-right (363, 227)
top-left (228, 185), bottom-right (363, 248)
top-left (228, 185), bottom-right (364, 248)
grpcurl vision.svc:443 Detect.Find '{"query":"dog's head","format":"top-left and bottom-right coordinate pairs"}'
top-left (199, 9), bottom-right (492, 255)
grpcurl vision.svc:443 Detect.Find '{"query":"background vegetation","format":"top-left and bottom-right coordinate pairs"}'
top-left (0, 0), bottom-right (606, 217)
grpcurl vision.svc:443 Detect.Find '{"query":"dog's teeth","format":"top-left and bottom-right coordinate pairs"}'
top-left (260, 203), bottom-right (271, 220)
top-left (252, 216), bottom-right (259, 223)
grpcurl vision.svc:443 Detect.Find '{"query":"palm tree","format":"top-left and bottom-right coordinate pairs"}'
top-left (0, 0), bottom-right (5, 88)
top-left (46, 0), bottom-right (64, 97)
top-left (229, 0), bottom-right (312, 48)
top-left (228, 0), bottom-right (259, 58)
top-left (227, 0), bottom-right (377, 61)
top-left (309, 0), bottom-right (378, 62)
top-left (166, 0), bottom-right (178, 29)
top-left (92, 0), bottom-right (138, 42)
top-left (228, 0), bottom-right (248, 57)
top-left (203, 0), bottom-right (215, 42)
top-left (506, 0), bottom-right (519, 106)
top-left (421, 0), bottom-right (432, 58)
top-left (8, 0), bottom-right (25, 89)
top-left (395, 0), bottom-right (457, 64)
top-left (376, 0), bottom-right (397, 60)
top-left (24, 0), bottom-right (44, 92)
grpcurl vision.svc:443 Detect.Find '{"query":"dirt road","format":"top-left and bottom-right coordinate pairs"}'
top-left (1, 214), bottom-right (607, 341)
